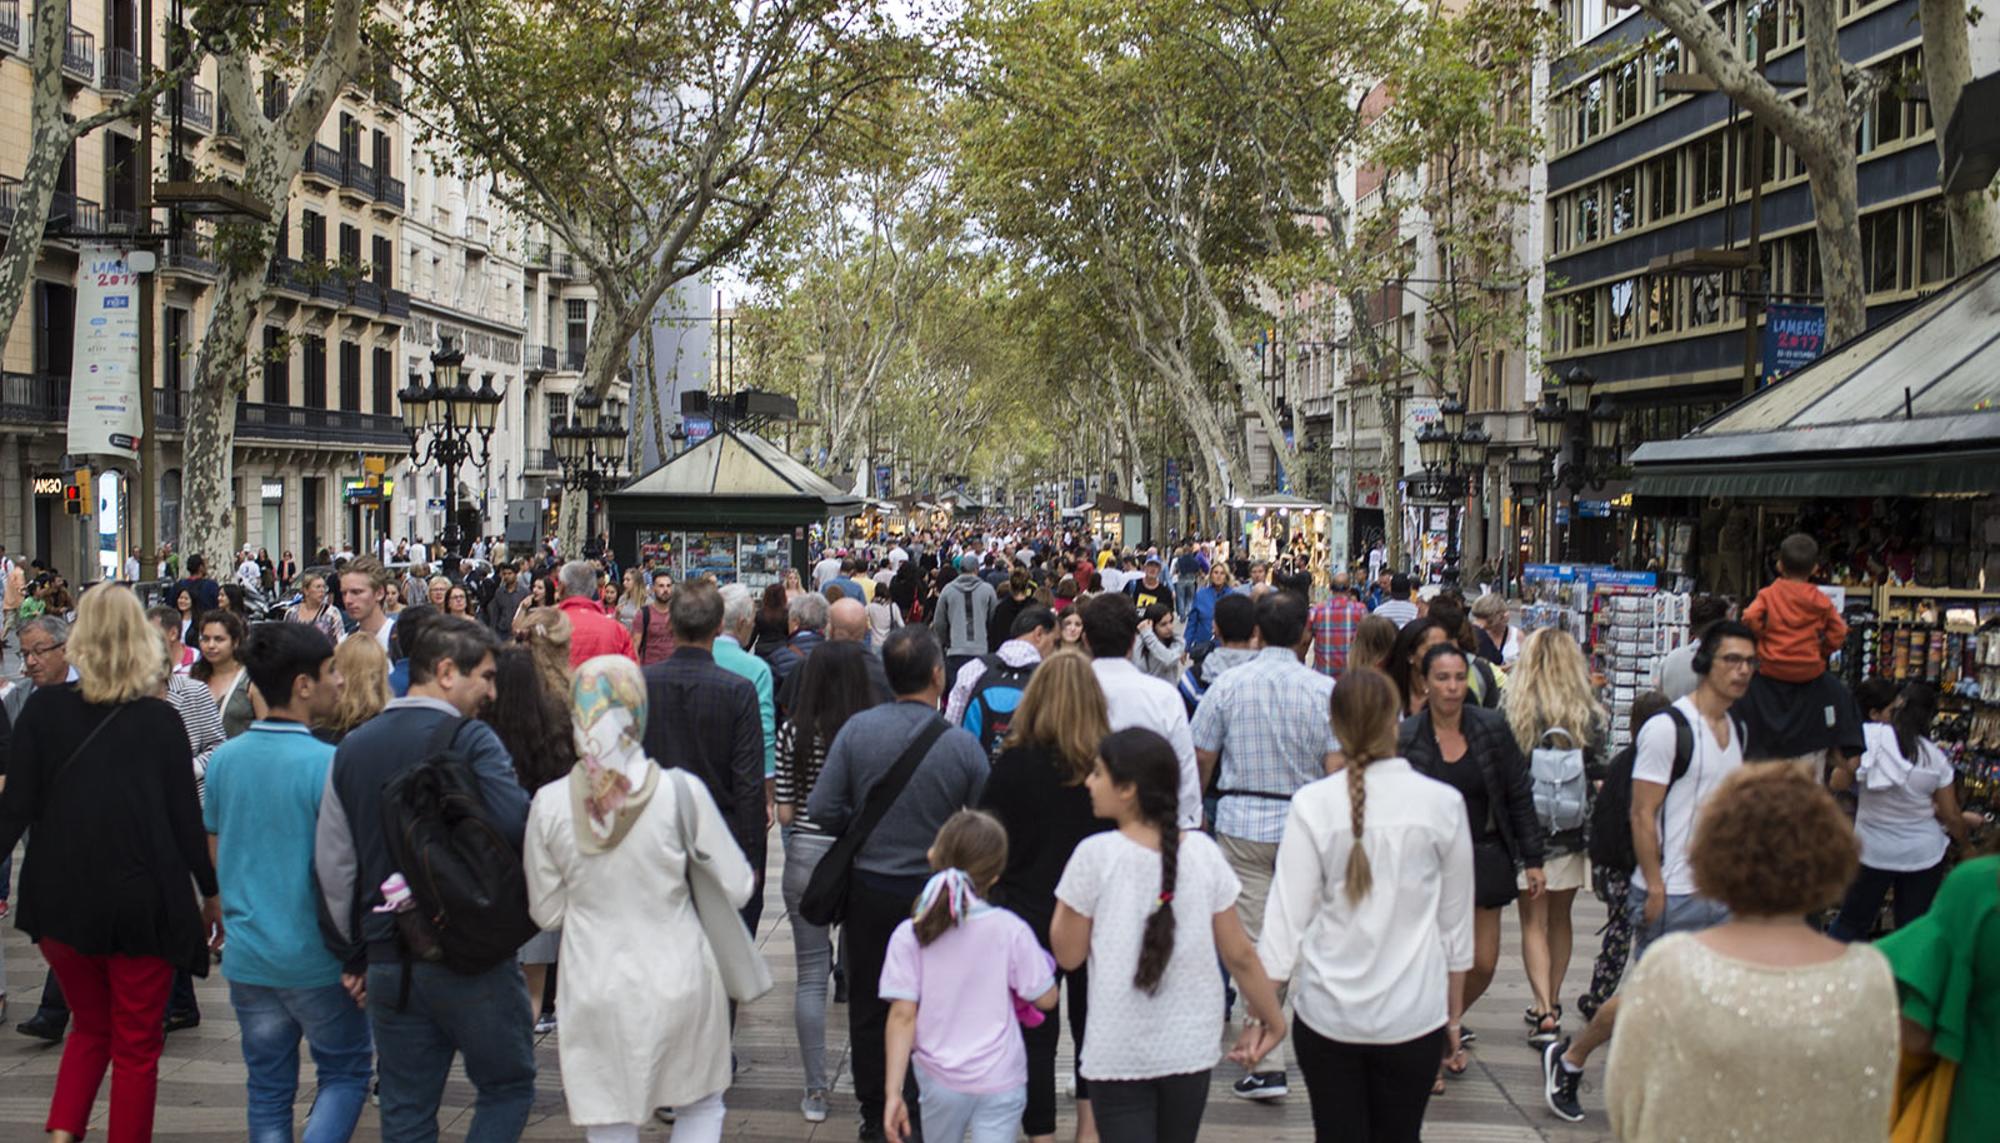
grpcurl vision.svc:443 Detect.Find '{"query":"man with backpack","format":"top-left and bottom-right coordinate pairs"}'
top-left (1543, 620), bottom-right (1755, 1124)
top-left (314, 617), bottom-right (537, 1140)
top-left (931, 553), bottom-right (998, 681)
top-left (943, 605), bottom-right (1058, 758)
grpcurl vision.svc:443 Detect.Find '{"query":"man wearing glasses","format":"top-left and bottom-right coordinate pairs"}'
top-left (1542, 619), bottom-right (1757, 1123)
top-left (12, 616), bottom-right (73, 1041)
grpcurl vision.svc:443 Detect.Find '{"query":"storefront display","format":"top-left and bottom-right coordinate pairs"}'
top-left (634, 529), bottom-right (793, 588)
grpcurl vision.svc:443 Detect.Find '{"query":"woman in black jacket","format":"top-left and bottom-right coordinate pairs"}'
top-left (1398, 641), bottom-right (1545, 1075)
top-left (0, 584), bottom-right (219, 1143)
top-left (979, 651), bottom-right (1112, 1143)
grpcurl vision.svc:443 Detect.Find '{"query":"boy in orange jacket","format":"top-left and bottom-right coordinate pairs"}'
top-left (1734, 532), bottom-right (1862, 771)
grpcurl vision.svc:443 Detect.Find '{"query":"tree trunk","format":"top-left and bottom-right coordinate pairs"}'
top-left (1804, 149), bottom-right (1867, 344)
top-left (0, 0), bottom-right (76, 367)
top-left (1917, 0), bottom-right (2000, 266)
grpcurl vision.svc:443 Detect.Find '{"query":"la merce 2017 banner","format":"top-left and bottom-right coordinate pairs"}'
top-left (68, 246), bottom-right (144, 460)
top-left (1760, 303), bottom-right (1825, 388)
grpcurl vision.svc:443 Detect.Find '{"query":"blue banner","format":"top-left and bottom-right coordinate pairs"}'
top-left (874, 464), bottom-right (892, 499)
top-left (1761, 303), bottom-right (1825, 387)
top-left (1164, 459), bottom-right (1181, 509)
top-left (1071, 477), bottom-right (1086, 507)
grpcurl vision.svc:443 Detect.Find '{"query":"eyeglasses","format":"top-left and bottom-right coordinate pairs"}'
top-left (1716, 653), bottom-right (1759, 671)
top-left (21, 642), bottom-right (64, 660)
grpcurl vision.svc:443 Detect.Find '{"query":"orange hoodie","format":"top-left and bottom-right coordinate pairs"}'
top-left (1742, 577), bottom-right (1848, 682)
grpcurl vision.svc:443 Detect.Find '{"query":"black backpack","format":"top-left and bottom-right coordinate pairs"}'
top-left (962, 655), bottom-right (1037, 759)
top-left (380, 718), bottom-right (540, 980)
top-left (1589, 706), bottom-right (1745, 872)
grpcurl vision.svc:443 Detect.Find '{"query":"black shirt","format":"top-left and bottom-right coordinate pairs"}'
top-left (980, 742), bottom-right (1111, 944)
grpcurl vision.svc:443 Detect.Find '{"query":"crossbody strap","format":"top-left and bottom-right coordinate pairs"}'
top-left (51, 704), bottom-right (126, 789)
top-left (843, 718), bottom-right (949, 847)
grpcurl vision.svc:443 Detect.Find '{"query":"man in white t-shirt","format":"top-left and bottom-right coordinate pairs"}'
top-left (1544, 619), bottom-right (1756, 1123)
top-left (813, 551), bottom-right (842, 590)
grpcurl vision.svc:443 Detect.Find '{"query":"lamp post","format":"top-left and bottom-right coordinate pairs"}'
top-left (1411, 393), bottom-right (1489, 587)
top-left (397, 340), bottom-right (503, 559)
top-left (554, 389), bottom-right (627, 556)
top-left (1533, 365), bottom-right (1623, 559)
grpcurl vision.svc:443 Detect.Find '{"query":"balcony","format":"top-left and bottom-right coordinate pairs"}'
top-left (154, 387), bottom-right (184, 432)
top-left (380, 287), bottom-right (410, 319)
top-left (162, 232), bottom-right (218, 278)
top-left (100, 47), bottom-right (139, 94)
top-left (1, 2), bottom-right (18, 54)
top-left (236, 402), bottom-right (408, 447)
top-left (525, 344), bottom-right (557, 375)
top-left (523, 448), bottom-right (557, 472)
top-left (462, 215), bottom-right (490, 253)
top-left (163, 79), bottom-right (214, 134)
top-left (48, 191), bottom-right (100, 236)
top-left (349, 277), bottom-right (382, 313)
top-left (548, 252), bottom-right (575, 279)
top-left (314, 274), bottom-right (351, 306)
top-left (103, 206), bottom-right (145, 233)
top-left (0, 176), bottom-right (17, 233)
top-left (303, 143), bottom-right (343, 188)
top-left (374, 175), bottom-right (404, 213)
top-left (524, 241), bottom-right (551, 270)
top-left (339, 159), bottom-right (376, 202)
top-left (374, 73), bottom-right (401, 112)
top-left (265, 256), bottom-right (313, 296)
top-left (0, 373), bottom-right (68, 424)
top-left (62, 26), bottom-right (93, 85)
top-left (562, 348), bottom-right (587, 372)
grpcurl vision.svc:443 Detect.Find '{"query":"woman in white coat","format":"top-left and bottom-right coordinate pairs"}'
top-left (524, 654), bottom-right (755, 1143)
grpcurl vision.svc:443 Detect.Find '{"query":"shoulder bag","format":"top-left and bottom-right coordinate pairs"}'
top-left (669, 770), bottom-right (774, 1003)
top-left (799, 717), bottom-right (949, 927)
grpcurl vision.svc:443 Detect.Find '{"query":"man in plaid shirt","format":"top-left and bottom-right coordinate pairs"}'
top-left (1191, 591), bottom-right (1339, 1102)
top-left (1309, 571), bottom-right (1369, 679)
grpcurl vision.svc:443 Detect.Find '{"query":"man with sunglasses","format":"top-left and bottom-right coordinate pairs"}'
top-left (1543, 619), bottom-right (1756, 1122)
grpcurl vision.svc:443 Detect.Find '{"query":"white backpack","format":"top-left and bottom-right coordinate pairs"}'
top-left (1530, 727), bottom-right (1589, 833)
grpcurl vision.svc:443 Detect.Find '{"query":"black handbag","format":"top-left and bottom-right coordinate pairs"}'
top-left (799, 718), bottom-right (949, 926)
top-left (1472, 840), bottom-right (1519, 909)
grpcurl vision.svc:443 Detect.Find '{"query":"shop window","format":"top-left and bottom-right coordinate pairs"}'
top-left (1608, 169), bottom-right (1637, 234)
top-left (1645, 152), bottom-right (1679, 222)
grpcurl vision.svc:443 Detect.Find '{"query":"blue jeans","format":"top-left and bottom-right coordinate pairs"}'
top-left (917, 1066), bottom-right (1027, 1143)
top-left (1626, 883), bottom-right (1730, 963)
top-left (230, 979), bottom-right (374, 1143)
top-left (367, 960), bottom-right (536, 1143)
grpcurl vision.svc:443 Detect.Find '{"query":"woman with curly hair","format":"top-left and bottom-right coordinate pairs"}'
top-left (514, 605), bottom-right (574, 702)
top-left (1502, 627), bottom-right (1608, 1047)
top-left (1605, 765), bottom-right (1897, 1142)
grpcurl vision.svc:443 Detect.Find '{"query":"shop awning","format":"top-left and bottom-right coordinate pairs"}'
top-left (1630, 256), bottom-right (2000, 498)
top-left (613, 428), bottom-right (864, 509)
top-left (1226, 492), bottom-right (1329, 511)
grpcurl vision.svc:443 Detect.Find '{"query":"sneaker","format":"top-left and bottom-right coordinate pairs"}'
top-left (533, 1014), bottom-right (557, 1036)
top-left (801, 1089), bottom-right (830, 1123)
top-left (163, 1010), bottom-right (200, 1033)
top-left (1543, 1038), bottom-right (1586, 1123)
top-left (654, 1107), bottom-right (676, 1124)
top-left (1457, 1027), bottom-right (1477, 1047)
top-left (1231, 1070), bottom-right (1288, 1101)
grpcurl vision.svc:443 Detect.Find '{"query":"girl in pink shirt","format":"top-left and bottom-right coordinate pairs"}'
top-left (881, 811), bottom-right (1058, 1143)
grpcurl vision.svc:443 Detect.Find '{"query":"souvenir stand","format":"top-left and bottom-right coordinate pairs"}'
top-left (607, 428), bottom-right (864, 591)
top-left (1520, 564), bottom-right (1684, 749)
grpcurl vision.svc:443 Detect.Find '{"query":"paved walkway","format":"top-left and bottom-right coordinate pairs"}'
top-left (0, 837), bottom-right (1623, 1142)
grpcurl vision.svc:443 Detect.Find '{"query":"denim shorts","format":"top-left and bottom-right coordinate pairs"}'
top-left (1625, 883), bottom-right (1730, 963)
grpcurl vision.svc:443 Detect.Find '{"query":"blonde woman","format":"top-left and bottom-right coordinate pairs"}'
top-left (427, 575), bottom-right (451, 609)
top-left (1502, 627), bottom-right (1607, 1047)
top-left (514, 605), bottom-right (574, 701)
top-left (1259, 666), bottom-right (1474, 1134)
top-left (322, 633), bottom-right (391, 742)
top-left (619, 568), bottom-right (647, 627)
top-left (0, 586), bottom-right (220, 1143)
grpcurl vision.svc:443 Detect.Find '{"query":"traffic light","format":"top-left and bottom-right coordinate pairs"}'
top-left (75, 467), bottom-right (91, 504)
top-left (63, 485), bottom-right (82, 516)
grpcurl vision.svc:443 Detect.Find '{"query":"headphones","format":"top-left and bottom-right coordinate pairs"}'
top-left (1691, 630), bottom-right (1717, 676)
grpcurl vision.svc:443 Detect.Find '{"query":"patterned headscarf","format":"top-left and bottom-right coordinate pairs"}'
top-left (568, 654), bottom-right (658, 853)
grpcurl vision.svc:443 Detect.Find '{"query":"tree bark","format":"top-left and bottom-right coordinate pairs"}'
top-left (1916, 0), bottom-right (2000, 267)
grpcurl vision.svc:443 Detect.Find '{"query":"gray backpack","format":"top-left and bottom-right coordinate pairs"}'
top-left (1530, 727), bottom-right (1589, 834)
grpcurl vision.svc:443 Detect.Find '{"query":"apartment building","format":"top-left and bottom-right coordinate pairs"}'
top-left (0, 0), bottom-right (411, 571)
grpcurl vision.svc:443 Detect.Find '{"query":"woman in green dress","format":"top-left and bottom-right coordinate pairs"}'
top-left (1879, 853), bottom-right (2000, 1142)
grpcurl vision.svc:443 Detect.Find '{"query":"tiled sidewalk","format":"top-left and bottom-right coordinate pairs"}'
top-left (0, 846), bottom-right (1617, 1141)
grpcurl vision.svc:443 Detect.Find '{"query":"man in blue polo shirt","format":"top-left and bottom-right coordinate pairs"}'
top-left (205, 622), bottom-right (372, 1142)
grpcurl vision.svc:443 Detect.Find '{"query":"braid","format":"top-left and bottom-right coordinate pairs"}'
top-left (1344, 759), bottom-right (1374, 902)
top-left (1134, 809), bottom-right (1181, 996)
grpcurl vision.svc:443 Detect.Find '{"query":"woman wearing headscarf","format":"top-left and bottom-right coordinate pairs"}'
top-left (523, 655), bottom-right (755, 1143)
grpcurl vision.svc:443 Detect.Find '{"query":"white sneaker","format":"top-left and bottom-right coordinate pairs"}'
top-left (802, 1089), bottom-right (830, 1123)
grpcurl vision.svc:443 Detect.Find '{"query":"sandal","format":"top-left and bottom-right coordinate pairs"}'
top-left (1443, 1046), bottom-right (1470, 1075)
top-left (1528, 1011), bottom-right (1561, 1046)
top-left (1432, 1067), bottom-right (1448, 1095)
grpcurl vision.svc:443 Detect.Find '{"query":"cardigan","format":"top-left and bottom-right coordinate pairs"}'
top-left (1399, 704), bottom-right (1547, 870)
top-left (0, 685), bottom-right (217, 974)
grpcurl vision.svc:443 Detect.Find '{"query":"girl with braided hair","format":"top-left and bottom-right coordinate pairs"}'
top-left (1051, 728), bottom-right (1284, 1143)
top-left (1259, 667), bottom-right (1477, 1140)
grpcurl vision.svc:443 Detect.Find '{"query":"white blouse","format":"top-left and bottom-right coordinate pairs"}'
top-left (1258, 758), bottom-right (1475, 1045)
top-left (1853, 724), bottom-right (1953, 872)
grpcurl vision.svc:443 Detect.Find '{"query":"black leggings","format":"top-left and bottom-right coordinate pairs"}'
top-left (1293, 1016), bottom-right (1447, 1143)
top-left (1091, 1069), bottom-right (1209, 1143)
top-left (1021, 963), bottom-right (1090, 1136)
top-left (1828, 860), bottom-right (1947, 942)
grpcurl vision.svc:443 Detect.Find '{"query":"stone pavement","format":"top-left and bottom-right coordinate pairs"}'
top-left (0, 840), bottom-right (1621, 1142)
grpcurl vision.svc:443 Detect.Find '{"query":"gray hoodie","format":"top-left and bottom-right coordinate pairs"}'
top-left (1201, 644), bottom-right (1260, 685)
top-left (931, 573), bottom-right (998, 658)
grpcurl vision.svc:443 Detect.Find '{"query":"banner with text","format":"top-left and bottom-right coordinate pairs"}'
top-left (1760, 303), bottom-right (1825, 387)
top-left (68, 247), bottom-right (143, 460)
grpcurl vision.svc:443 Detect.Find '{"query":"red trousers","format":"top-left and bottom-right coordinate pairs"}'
top-left (40, 937), bottom-right (174, 1142)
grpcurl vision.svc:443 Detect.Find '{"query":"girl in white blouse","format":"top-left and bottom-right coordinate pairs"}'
top-left (1258, 666), bottom-right (1475, 1140)
top-left (1827, 679), bottom-right (1967, 940)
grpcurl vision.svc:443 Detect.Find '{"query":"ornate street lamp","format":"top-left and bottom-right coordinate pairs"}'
top-left (554, 385), bottom-right (628, 550)
top-left (397, 339), bottom-right (502, 557)
top-left (1561, 364), bottom-right (1596, 412)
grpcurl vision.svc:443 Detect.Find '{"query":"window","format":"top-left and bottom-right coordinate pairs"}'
top-left (339, 341), bottom-right (362, 410)
top-left (164, 307), bottom-right (189, 389)
top-left (262, 326), bottom-right (289, 404)
top-left (1607, 278), bottom-right (1637, 342)
top-left (1612, 59), bottom-right (1640, 125)
top-left (1652, 39), bottom-right (1681, 106)
top-left (373, 129), bottom-right (392, 179)
top-left (1920, 199), bottom-right (1952, 284)
top-left (1646, 152), bottom-right (1679, 222)
top-left (339, 223), bottom-right (361, 268)
top-left (1568, 291), bottom-right (1596, 349)
top-left (373, 346), bottom-right (394, 413)
top-left (373, 235), bottom-right (393, 287)
top-left (565, 299), bottom-right (590, 362)
top-left (1579, 78), bottom-right (1604, 142)
top-left (103, 134), bottom-right (140, 228)
top-left (1645, 274), bottom-right (1679, 335)
top-left (1692, 134), bottom-right (1726, 206)
top-left (1576, 183), bottom-right (1602, 245)
top-left (1608, 169), bottom-right (1637, 234)
top-left (304, 334), bottom-right (327, 408)
top-left (1550, 198), bottom-right (1570, 255)
top-left (1690, 272), bottom-right (1724, 326)
top-left (547, 392), bottom-right (570, 432)
top-left (302, 210), bottom-right (326, 263)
